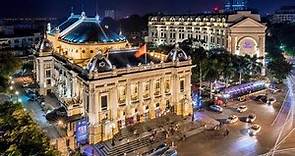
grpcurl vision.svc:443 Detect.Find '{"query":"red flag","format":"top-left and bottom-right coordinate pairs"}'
top-left (134, 44), bottom-right (146, 58)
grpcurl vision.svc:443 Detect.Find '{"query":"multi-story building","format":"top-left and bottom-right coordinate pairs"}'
top-left (271, 6), bottom-right (295, 24)
top-left (224, 0), bottom-right (248, 12)
top-left (104, 10), bottom-right (116, 19)
top-left (148, 11), bottom-right (266, 59)
top-left (34, 11), bottom-right (193, 153)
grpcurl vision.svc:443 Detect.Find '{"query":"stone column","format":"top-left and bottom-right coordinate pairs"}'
top-left (110, 87), bottom-right (119, 135)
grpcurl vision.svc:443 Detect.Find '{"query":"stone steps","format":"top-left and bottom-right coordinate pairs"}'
top-left (95, 135), bottom-right (156, 156)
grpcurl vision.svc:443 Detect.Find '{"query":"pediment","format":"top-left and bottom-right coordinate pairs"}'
top-left (230, 17), bottom-right (266, 29)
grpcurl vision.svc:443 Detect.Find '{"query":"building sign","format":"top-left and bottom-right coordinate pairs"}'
top-left (239, 38), bottom-right (256, 55)
top-left (76, 118), bottom-right (89, 145)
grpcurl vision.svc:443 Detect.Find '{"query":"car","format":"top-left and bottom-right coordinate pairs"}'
top-left (45, 107), bottom-right (67, 121)
top-left (226, 115), bottom-right (239, 124)
top-left (248, 124), bottom-right (261, 136)
top-left (22, 83), bottom-right (30, 88)
top-left (162, 148), bottom-right (177, 156)
top-left (270, 88), bottom-right (281, 93)
top-left (238, 96), bottom-right (246, 102)
top-left (237, 105), bottom-right (248, 113)
top-left (255, 95), bottom-right (267, 103)
top-left (41, 102), bottom-right (46, 108)
top-left (267, 97), bottom-right (277, 105)
top-left (209, 105), bottom-right (223, 113)
top-left (246, 114), bottom-right (256, 123)
top-left (148, 145), bottom-right (169, 156)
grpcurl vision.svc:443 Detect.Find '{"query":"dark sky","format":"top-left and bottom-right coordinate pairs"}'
top-left (1, 0), bottom-right (295, 18)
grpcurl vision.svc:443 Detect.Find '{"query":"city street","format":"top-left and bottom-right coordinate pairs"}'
top-left (14, 79), bottom-right (63, 139)
top-left (177, 90), bottom-right (294, 156)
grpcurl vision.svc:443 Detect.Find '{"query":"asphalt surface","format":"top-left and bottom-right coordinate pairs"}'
top-left (177, 90), bottom-right (294, 156)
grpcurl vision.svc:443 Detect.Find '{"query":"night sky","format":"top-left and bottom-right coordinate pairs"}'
top-left (1, 0), bottom-right (295, 18)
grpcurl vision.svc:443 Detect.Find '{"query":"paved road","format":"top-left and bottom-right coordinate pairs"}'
top-left (177, 90), bottom-right (293, 156)
top-left (15, 81), bottom-right (63, 139)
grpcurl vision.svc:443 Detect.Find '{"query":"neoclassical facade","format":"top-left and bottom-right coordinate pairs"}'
top-left (148, 11), bottom-right (267, 59)
top-left (34, 12), bottom-right (193, 151)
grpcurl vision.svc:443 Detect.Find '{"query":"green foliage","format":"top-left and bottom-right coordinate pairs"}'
top-left (0, 53), bottom-right (22, 92)
top-left (266, 23), bottom-right (293, 82)
top-left (267, 53), bottom-right (292, 83)
top-left (22, 61), bottom-right (34, 71)
top-left (0, 101), bottom-right (59, 156)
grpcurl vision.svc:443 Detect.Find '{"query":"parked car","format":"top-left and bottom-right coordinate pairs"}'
top-left (255, 95), bottom-right (267, 103)
top-left (162, 148), bottom-right (177, 156)
top-left (238, 96), bottom-right (246, 102)
top-left (237, 105), bottom-right (248, 113)
top-left (267, 97), bottom-right (277, 105)
top-left (248, 124), bottom-right (261, 136)
top-left (209, 105), bottom-right (223, 113)
top-left (270, 88), bottom-right (281, 93)
top-left (45, 107), bottom-right (67, 121)
top-left (22, 83), bottom-right (30, 88)
top-left (226, 115), bottom-right (239, 124)
top-left (148, 145), bottom-right (169, 156)
top-left (246, 114), bottom-right (256, 123)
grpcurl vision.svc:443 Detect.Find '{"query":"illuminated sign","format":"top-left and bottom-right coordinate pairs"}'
top-left (76, 118), bottom-right (88, 145)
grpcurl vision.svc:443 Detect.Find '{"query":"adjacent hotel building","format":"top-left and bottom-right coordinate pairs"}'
top-left (34, 12), bottom-right (193, 153)
top-left (148, 11), bottom-right (267, 59)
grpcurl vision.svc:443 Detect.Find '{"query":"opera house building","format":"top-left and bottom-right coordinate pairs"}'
top-left (34, 12), bottom-right (193, 152)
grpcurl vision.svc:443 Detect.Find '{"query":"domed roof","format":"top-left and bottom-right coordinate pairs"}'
top-left (35, 36), bottom-right (53, 52)
top-left (166, 44), bottom-right (188, 62)
top-left (49, 12), bottom-right (126, 44)
top-left (61, 20), bottom-right (126, 44)
top-left (87, 53), bottom-right (113, 72)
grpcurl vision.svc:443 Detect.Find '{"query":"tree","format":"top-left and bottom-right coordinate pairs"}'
top-left (267, 53), bottom-right (292, 83)
top-left (0, 53), bottom-right (21, 92)
top-left (0, 101), bottom-right (59, 155)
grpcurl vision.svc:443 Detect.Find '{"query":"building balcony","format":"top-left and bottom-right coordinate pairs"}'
top-left (131, 95), bottom-right (139, 101)
top-left (62, 98), bottom-right (83, 117)
top-left (143, 93), bottom-right (150, 99)
top-left (154, 90), bottom-right (161, 96)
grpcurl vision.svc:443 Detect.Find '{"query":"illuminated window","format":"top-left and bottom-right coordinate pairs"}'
top-left (101, 95), bottom-right (108, 111)
top-left (180, 79), bottom-right (185, 92)
top-left (45, 70), bottom-right (51, 78)
top-left (165, 79), bottom-right (170, 93)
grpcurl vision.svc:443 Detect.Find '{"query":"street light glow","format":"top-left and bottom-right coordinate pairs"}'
top-left (15, 91), bottom-right (19, 95)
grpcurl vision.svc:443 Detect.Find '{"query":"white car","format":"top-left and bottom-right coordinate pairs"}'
top-left (248, 124), bottom-right (261, 136)
top-left (267, 97), bottom-right (277, 105)
top-left (246, 114), bottom-right (256, 123)
top-left (226, 115), bottom-right (239, 124)
top-left (237, 105), bottom-right (248, 113)
top-left (209, 105), bottom-right (223, 113)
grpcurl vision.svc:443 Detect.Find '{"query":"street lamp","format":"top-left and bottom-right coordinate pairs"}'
top-left (18, 99), bottom-right (22, 103)
top-left (11, 81), bottom-right (15, 84)
top-left (9, 86), bottom-right (13, 90)
top-left (15, 91), bottom-right (19, 95)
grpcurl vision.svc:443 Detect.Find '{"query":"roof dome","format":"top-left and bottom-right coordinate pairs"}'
top-left (36, 36), bottom-right (53, 52)
top-left (166, 44), bottom-right (188, 62)
top-left (48, 13), bottom-right (127, 44)
top-left (87, 53), bottom-right (113, 72)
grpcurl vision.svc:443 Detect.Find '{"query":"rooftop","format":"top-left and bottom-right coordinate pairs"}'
top-left (48, 12), bottom-right (126, 44)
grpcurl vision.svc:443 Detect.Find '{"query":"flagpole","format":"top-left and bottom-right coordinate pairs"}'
top-left (145, 44), bottom-right (147, 64)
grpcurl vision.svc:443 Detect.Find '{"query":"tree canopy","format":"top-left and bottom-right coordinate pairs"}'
top-left (0, 101), bottom-right (59, 156)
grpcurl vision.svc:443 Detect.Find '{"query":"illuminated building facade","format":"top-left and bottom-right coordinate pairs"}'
top-left (224, 0), bottom-right (248, 12)
top-left (34, 11), bottom-right (193, 152)
top-left (148, 11), bottom-right (267, 59)
top-left (271, 6), bottom-right (295, 24)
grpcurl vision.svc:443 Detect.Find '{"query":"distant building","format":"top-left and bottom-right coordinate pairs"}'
top-left (148, 11), bottom-right (266, 58)
top-left (271, 6), bottom-right (295, 24)
top-left (104, 10), bottom-right (116, 19)
top-left (224, 0), bottom-right (248, 12)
